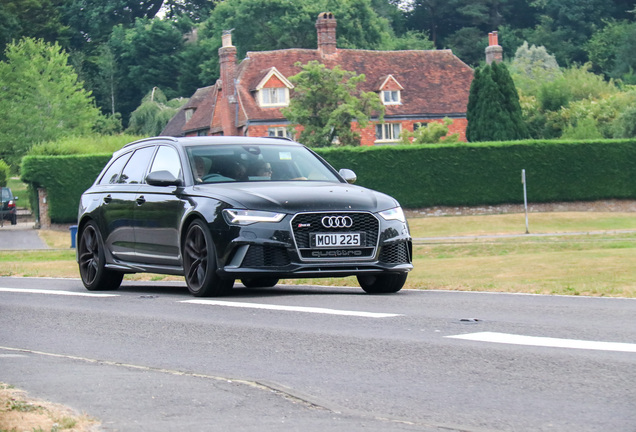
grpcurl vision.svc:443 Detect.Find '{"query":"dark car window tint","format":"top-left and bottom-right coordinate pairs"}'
top-left (186, 144), bottom-right (339, 183)
top-left (149, 146), bottom-right (181, 179)
top-left (118, 146), bottom-right (155, 184)
top-left (98, 152), bottom-right (132, 185)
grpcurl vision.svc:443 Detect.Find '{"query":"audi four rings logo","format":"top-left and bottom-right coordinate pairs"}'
top-left (321, 216), bottom-right (353, 228)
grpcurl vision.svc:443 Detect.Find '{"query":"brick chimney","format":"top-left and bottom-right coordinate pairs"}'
top-left (485, 31), bottom-right (503, 64)
top-left (219, 29), bottom-right (238, 135)
top-left (316, 12), bottom-right (337, 56)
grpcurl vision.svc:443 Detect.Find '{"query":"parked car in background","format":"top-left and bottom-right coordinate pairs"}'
top-left (77, 136), bottom-right (412, 297)
top-left (0, 187), bottom-right (18, 225)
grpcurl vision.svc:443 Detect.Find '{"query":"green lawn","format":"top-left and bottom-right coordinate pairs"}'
top-left (6, 177), bottom-right (30, 211)
top-left (1, 211), bottom-right (635, 297)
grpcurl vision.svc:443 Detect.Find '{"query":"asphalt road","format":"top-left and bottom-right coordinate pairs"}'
top-left (1, 277), bottom-right (635, 431)
top-left (0, 221), bottom-right (49, 249)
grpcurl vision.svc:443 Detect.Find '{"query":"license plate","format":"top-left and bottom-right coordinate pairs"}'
top-left (312, 232), bottom-right (361, 248)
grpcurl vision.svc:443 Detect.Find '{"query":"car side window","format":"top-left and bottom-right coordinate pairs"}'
top-left (149, 146), bottom-right (181, 180)
top-left (118, 146), bottom-right (155, 184)
top-left (98, 152), bottom-right (132, 185)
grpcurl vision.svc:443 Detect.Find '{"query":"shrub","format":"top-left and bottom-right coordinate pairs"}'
top-left (0, 160), bottom-right (9, 186)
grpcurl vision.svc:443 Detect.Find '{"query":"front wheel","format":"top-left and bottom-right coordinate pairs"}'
top-left (183, 219), bottom-right (234, 297)
top-left (78, 221), bottom-right (123, 291)
top-left (357, 273), bottom-right (407, 294)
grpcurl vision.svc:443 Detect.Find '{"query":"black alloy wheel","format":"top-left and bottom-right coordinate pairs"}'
top-left (357, 273), bottom-right (407, 294)
top-left (183, 219), bottom-right (234, 297)
top-left (78, 221), bottom-right (123, 291)
top-left (241, 278), bottom-right (280, 288)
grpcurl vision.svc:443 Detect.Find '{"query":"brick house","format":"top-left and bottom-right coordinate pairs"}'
top-left (161, 12), bottom-right (474, 144)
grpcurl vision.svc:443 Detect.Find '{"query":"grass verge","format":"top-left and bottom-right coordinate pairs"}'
top-left (0, 382), bottom-right (98, 431)
top-left (1, 212), bottom-right (635, 297)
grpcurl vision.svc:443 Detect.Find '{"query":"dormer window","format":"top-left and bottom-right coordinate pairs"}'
top-left (377, 74), bottom-right (404, 106)
top-left (184, 108), bottom-right (195, 122)
top-left (382, 90), bottom-right (400, 105)
top-left (260, 87), bottom-right (289, 107)
top-left (254, 67), bottom-right (294, 108)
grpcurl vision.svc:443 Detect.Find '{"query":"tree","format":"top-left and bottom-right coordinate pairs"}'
top-left (61, 0), bottom-right (166, 49)
top-left (612, 105), bottom-right (636, 138)
top-left (127, 87), bottom-right (186, 136)
top-left (386, 30), bottom-right (434, 50)
top-left (107, 18), bottom-right (189, 126)
top-left (466, 61), bottom-right (528, 141)
top-left (0, 38), bottom-right (101, 167)
top-left (0, 0), bottom-right (69, 53)
top-left (159, 0), bottom-right (219, 22)
top-left (509, 41), bottom-right (561, 95)
top-left (399, 118), bottom-right (460, 144)
top-left (282, 61), bottom-right (385, 147)
top-left (200, 0), bottom-right (394, 59)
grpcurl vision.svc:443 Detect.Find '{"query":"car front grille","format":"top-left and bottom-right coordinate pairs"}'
top-left (242, 245), bottom-right (291, 268)
top-left (291, 212), bottom-right (379, 261)
top-left (379, 241), bottom-right (411, 264)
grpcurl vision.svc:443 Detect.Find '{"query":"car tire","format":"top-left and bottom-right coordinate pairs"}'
top-left (357, 273), bottom-right (407, 294)
top-left (183, 219), bottom-right (234, 297)
top-left (10, 213), bottom-right (16, 225)
top-left (241, 278), bottom-right (279, 288)
top-left (78, 221), bottom-right (123, 291)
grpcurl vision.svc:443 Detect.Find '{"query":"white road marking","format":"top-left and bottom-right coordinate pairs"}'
top-left (181, 299), bottom-right (401, 318)
top-left (0, 287), bottom-right (119, 297)
top-left (447, 331), bottom-right (636, 353)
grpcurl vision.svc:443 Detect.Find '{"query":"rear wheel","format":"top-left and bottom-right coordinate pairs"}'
top-left (183, 219), bottom-right (234, 297)
top-left (78, 221), bottom-right (123, 291)
top-left (357, 273), bottom-right (407, 294)
top-left (241, 278), bottom-right (279, 288)
top-left (10, 213), bottom-right (16, 225)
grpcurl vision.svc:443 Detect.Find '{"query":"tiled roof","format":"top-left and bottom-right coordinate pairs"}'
top-left (161, 85), bottom-right (216, 136)
top-left (163, 45), bottom-right (473, 135)
top-left (237, 48), bottom-right (473, 122)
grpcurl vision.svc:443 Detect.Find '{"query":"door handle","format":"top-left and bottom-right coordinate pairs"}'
top-left (103, 194), bottom-right (112, 204)
top-left (136, 195), bottom-right (146, 205)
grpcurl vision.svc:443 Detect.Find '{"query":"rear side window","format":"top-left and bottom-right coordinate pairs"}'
top-left (98, 152), bottom-right (132, 185)
top-left (149, 146), bottom-right (182, 179)
top-left (119, 147), bottom-right (155, 184)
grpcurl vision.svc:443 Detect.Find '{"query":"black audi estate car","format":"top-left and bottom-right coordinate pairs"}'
top-left (77, 136), bottom-right (412, 296)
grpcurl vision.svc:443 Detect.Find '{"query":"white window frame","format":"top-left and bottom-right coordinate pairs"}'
top-left (184, 108), bottom-right (195, 122)
top-left (382, 90), bottom-right (401, 105)
top-left (268, 126), bottom-right (292, 138)
top-left (259, 87), bottom-right (289, 107)
top-left (375, 123), bottom-right (402, 143)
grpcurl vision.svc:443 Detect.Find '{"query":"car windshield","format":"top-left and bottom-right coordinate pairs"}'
top-left (1, 188), bottom-right (11, 201)
top-left (186, 144), bottom-right (341, 184)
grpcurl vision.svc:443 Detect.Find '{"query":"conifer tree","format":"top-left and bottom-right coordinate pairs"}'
top-left (466, 62), bottom-right (529, 142)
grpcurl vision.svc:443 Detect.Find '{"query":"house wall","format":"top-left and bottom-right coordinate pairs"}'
top-left (248, 118), bottom-right (467, 145)
top-left (265, 75), bottom-right (287, 88)
top-left (357, 118), bottom-right (468, 146)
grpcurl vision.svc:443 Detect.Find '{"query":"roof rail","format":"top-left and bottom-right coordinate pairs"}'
top-left (123, 136), bottom-right (179, 148)
top-left (261, 136), bottom-right (295, 142)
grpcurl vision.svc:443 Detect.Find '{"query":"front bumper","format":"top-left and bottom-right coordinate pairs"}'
top-left (215, 211), bottom-right (413, 279)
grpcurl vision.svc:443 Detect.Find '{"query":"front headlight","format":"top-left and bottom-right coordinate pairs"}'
top-left (379, 206), bottom-right (406, 223)
top-left (223, 209), bottom-right (286, 226)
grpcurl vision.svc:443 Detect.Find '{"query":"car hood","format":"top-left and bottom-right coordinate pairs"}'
top-left (191, 181), bottom-right (399, 213)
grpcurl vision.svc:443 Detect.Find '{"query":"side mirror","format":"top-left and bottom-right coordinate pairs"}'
top-left (338, 168), bottom-right (357, 184)
top-left (146, 170), bottom-right (183, 187)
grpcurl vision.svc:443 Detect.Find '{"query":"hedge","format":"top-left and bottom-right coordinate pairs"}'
top-left (19, 139), bottom-right (636, 223)
top-left (315, 139), bottom-right (636, 208)
top-left (21, 154), bottom-right (112, 223)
